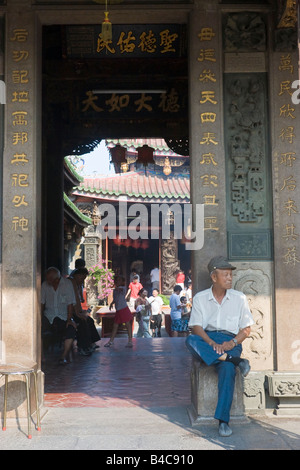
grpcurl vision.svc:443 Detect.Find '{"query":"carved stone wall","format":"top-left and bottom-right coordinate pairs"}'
top-left (83, 225), bottom-right (102, 305)
top-left (224, 73), bottom-right (272, 260)
top-left (233, 262), bottom-right (274, 371)
top-left (267, 372), bottom-right (300, 415)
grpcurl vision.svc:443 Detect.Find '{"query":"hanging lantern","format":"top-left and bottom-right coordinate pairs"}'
top-left (163, 156), bottom-right (172, 176)
top-left (123, 238), bottom-right (131, 248)
top-left (101, 1), bottom-right (112, 42)
top-left (110, 144), bottom-right (126, 165)
top-left (141, 240), bottom-right (149, 250)
top-left (132, 239), bottom-right (141, 250)
top-left (137, 145), bottom-right (154, 166)
top-left (114, 235), bottom-right (123, 246)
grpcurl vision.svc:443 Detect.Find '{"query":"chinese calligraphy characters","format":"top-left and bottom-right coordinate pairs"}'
top-left (10, 27), bottom-right (30, 232)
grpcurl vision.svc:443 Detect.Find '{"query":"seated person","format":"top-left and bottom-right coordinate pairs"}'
top-left (69, 268), bottom-right (100, 355)
top-left (41, 267), bottom-right (77, 364)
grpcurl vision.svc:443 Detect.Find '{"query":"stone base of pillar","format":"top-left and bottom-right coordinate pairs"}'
top-left (188, 358), bottom-right (247, 426)
top-left (267, 372), bottom-right (300, 416)
top-left (243, 371), bottom-right (266, 415)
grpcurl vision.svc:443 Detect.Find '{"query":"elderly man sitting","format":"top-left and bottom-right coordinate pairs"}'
top-left (185, 256), bottom-right (254, 437)
top-left (41, 267), bottom-right (77, 364)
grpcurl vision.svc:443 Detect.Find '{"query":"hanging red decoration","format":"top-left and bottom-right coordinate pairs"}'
top-left (114, 235), bottom-right (123, 246)
top-left (110, 144), bottom-right (126, 165)
top-left (132, 239), bottom-right (141, 250)
top-left (137, 145), bottom-right (154, 166)
top-left (141, 240), bottom-right (149, 250)
top-left (123, 238), bottom-right (131, 248)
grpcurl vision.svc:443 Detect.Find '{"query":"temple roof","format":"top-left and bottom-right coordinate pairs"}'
top-left (73, 169), bottom-right (190, 204)
top-left (64, 192), bottom-right (92, 226)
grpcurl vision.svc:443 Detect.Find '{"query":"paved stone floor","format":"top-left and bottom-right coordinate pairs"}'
top-left (43, 336), bottom-right (192, 409)
top-left (1, 331), bottom-right (300, 450)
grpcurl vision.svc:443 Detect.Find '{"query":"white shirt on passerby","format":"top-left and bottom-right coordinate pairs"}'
top-left (189, 286), bottom-right (254, 335)
top-left (150, 268), bottom-right (160, 283)
top-left (148, 295), bottom-right (163, 315)
top-left (41, 276), bottom-right (76, 324)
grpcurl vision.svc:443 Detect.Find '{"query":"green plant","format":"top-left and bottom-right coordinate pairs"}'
top-left (158, 293), bottom-right (170, 305)
top-left (89, 258), bottom-right (115, 301)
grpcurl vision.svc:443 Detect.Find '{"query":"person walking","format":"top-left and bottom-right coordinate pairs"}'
top-left (104, 275), bottom-right (134, 348)
top-left (169, 284), bottom-right (183, 337)
top-left (135, 289), bottom-right (152, 338)
top-left (148, 288), bottom-right (163, 337)
top-left (150, 265), bottom-right (160, 293)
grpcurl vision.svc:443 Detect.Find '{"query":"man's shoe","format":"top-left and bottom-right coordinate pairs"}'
top-left (238, 358), bottom-right (251, 377)
top-left (219, 422), bottom-right (232, 437)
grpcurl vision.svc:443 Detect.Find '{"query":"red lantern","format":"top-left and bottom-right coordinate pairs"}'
top-left (114, 235), bottom-right (123, 246)
top-left (123, 238), bottom-right (131, 248)
top-left (137, 145), bottom-right (154, 166)
top-left (110, 144), bottom-right (126, 164)
top-left (132, 239), bottom-right (141, 250)
top-left (141, 240), bottom-right (149, 250)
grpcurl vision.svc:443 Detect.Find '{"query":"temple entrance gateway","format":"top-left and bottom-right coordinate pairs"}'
top-left (0, 0), bottom-right (299, 421)
top-left (71, 138), bottom-right (191, 296)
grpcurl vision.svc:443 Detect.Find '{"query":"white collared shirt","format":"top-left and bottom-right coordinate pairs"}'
top-left (41, 276), bottom-right (76, 324)
top-left (188, 286), bottom-right (254, 335)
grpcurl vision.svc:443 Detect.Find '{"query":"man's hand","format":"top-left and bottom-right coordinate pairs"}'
top-left (210, 340), bottom-right (234, 355)
top-left (67, 318), bottom-right (77, 329)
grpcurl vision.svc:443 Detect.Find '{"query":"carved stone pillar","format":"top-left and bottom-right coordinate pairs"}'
top-left (161, 233), bottom-right (180, 295)
top-left (83, 225), bottom-right (102, 306)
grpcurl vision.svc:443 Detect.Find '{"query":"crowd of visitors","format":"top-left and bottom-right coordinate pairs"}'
top-left (41, 261), bottom-right (193, 363)
top-left (41, 256), bottom-right (254, 439)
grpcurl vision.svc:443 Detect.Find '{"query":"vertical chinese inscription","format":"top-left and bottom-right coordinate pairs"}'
top-left (276, 53), bottom-right (300, 268)
top-left (10, 27), bottom-right (30, 233)
top-left (197, 26), bottom-right (221, 233)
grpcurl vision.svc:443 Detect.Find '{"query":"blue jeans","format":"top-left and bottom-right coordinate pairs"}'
top-left (137, 318), bottom-right (151, 338)
top-left (185, 331), bottom-right (242, 423)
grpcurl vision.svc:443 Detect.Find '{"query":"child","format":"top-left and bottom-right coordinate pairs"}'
top-left (126, 275), bottom-right (143, 309)
top-left (104, 276), bottom-right (133, 348)
top-left (135, 288), bottom-right (152, 338)
top-left (180, 295), bottom-right (191, 337)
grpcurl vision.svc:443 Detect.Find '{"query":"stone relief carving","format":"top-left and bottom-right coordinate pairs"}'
top-left (243, 373), bottom-right (266, 411)
top-left (223, 13), bottom-right (266, 52)
top-left (161, 233), bottom-right (180, 294)
top-left (225, 73), bottom-right (272, 259)
top-left (226, 76), bottom-right (267, 224)
top-left (234, 268), bottom-right (272, 364)
top-left (268, 374), bottom-right (300, 397)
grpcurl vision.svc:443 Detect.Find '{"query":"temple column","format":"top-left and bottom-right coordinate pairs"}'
top-left (0, 1), bottom-right (42, 415)
top-left (188, 0), bottom-right (227, 293)
top-left (268, 42), bottom-right (300, 412)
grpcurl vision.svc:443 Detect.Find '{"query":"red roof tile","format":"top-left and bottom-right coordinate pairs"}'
top-left (73, 170), bottom-right (190, 204)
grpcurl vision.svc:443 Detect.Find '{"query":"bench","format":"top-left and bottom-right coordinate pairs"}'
top-left (96, 307), bottom-right (135, 338)
top-left (187, 357), bottom-right (247, 425)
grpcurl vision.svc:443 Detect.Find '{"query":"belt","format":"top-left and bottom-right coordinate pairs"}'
top-left (205, 329), bottom-right (235, 337)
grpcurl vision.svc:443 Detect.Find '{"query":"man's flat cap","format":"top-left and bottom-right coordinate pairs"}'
top-left (207, 256), bottom-right (236, 274)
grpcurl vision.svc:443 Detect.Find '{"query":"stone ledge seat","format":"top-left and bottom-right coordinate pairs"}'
top-left (187, 357), bottom-right (247, 426)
